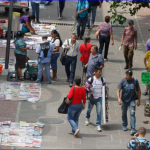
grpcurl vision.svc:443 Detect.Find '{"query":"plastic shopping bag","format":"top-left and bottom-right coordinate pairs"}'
top-left (118, 46), bottom-right (123, 51)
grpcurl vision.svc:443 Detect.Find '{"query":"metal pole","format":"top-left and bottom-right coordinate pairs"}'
top-left (5, 1), bottom-right (13, 69)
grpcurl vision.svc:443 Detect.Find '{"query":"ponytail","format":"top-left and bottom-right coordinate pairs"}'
top-left (52, 30), bottom-right (62, 47)
top-left (84, 37), bottom-right (90, 47)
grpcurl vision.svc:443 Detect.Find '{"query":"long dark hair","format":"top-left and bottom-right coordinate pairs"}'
top-left (28, 15), bottom-right (35, 22)
top-left (84, 37), bottom-right (90, 47)
top-left (51, 30), bottom-right (62, 47)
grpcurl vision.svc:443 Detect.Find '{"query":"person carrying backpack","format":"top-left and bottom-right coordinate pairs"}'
top-left (127, 127), bottom-right (150, 149)
top-left (85, 67), bottom-right (106, 132)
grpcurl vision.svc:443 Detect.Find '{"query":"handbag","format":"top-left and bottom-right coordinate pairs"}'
top-left (88, 94), bottom-right (97, 105)
top-left (58, 97), bottom-right (69, 114)
top-left (60, 39), bottom-right (69, 65)
top-left (65, 87), bottom-right (76, 105)
top-left (58, 87), bottom-right (76, 114)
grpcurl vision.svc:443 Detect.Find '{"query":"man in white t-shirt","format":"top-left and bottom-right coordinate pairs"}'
top-left (85, 67), bottom-right (106, 132)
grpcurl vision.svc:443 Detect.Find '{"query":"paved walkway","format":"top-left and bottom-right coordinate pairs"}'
top-left (0, 2), bottom-right (150, 149)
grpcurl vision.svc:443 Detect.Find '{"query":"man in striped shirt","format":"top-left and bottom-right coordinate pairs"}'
top-left (62, 33), bottom-right (80, 87)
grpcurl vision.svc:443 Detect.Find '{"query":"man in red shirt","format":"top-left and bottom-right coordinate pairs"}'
top-left (121, 20), bottom-right (138, 69)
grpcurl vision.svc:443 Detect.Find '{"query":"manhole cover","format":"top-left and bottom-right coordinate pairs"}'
top-left (108, 52), bottom-right (116, 55)
top-left (38, 118), bottom-right (65, 124)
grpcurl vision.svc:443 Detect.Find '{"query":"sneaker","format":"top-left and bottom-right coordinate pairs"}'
top-left (45, 1), bottom-right (50, 6)
top-left (124, 66), bottom-right (129, 70)
top-left (130, 129), bottom-right (136, 136)
top-left (123, 126), bottom-right (127, 131)
top-left (91, 24), bottom-right (94, 27)
top-left (85, 118), bottom-right (90, 126)
top-left (69, 83), bottom-right (73, 87)
top-left (58, 17), bottom-right (61, 20)
top-left (80, 36), bottom-right (83, 40)
top-left (143, 92), bottom-right (148, 96)
top-left (86, 25), bottom-right (90, 29)
top-left (95, 125), bottom-right (102, 132)
top-left (104, 58), bottom-right (108, 61)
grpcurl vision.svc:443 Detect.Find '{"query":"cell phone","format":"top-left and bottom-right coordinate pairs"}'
top-left (135, 133), bottom-right (139, 137)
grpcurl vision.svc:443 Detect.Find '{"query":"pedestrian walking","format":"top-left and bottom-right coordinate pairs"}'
top-left (143, 50), bottom-right (150, 96)
top-left (51, 30), bottom-right (62, 81)
top-left (79, 37), bottom-right (92, 79)
top-left (96, 16), bottom-right (114, 61)
top-left (121, 20), bottom-right (138, 69)
top-left (62, 33), bottom-right (79, 87)
top-left (85, 67), bottom-right (106, 132)
top-left (31, 1), bottom-right (41, 23)
top-left (20, 15), bottom-right (35, 34)
top-left (117, 70), bottom-right (141, 135)
top-left (85, 45), bottom-right (104, 78)
top-left (76, 0), bottom-right (89, 40)
top-left (14, 31), bottom-right (29, 81)
top-left (87, 0), bottom-right (102, 28)
top-left (58, 0), bottom-right (66, 20)
top-left (36, 35), bottom-right (54, 84)
top-left (127, 127), bottom-right (150, 149)
top-left (67, 76), bottom-right (86, 137)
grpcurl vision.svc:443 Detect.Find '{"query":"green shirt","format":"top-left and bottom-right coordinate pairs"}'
top-left (14, 38), bottom-right (27, 55)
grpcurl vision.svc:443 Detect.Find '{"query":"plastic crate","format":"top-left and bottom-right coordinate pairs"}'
top-left (27, 62), bottom-right (38, 74)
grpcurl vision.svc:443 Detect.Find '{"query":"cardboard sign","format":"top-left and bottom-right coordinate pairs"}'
top-left (141, 72), bottom-right (150, 84)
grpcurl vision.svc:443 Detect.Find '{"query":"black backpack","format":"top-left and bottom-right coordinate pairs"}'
top-left (134, 138), bottom-right (148, 149)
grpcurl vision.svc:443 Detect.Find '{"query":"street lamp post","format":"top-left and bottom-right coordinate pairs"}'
top-left (5, 1), bottom-right (13, 69)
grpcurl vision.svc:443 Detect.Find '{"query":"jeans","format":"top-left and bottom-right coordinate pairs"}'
top-left (123, 46), bottom-right (134, 68)
top-left (121, 100), bottom-right (136, 129)
top-left (87, 6), bottom-right (97, 25)
top-left (65, 56), bottom-right (77, 84)
top-left (67, 103), bottom-right (83, 133)
top-left (37, 62), bottom-right (51, 83)
top-left (31, 2), bottom-right (40, 19)
top-left (51, 53), bottom-right (60, 70)
top-left (77, 17), bottom-right (87, 37)
top-left (86, 98), bottom-right (102, 126)
top-left (99, 35), bottom-right (110, 59)
top-left (145, 68), bottom-right (150, 93)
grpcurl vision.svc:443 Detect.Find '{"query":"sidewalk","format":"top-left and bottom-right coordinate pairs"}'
top-left (0, 2), bottom-right (150, 149)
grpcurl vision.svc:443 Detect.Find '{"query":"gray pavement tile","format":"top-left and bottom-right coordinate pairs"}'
top-left (97, 140), bottom-right (121, 146)
top-left (55, 141), bottom-right (73, 149)
top-left (73, 143), bottom-right (97, 149)
top-left (96, 145), bottom-right (114, 149)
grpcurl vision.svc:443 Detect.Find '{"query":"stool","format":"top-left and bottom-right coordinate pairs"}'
top-left (7, 71), bottom-right (18, 82)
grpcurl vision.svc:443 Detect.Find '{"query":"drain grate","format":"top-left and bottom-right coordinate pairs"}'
top-left (38, 118), bottom-right (65, 125)
top-left (108, 52), bottom-right (116, 55)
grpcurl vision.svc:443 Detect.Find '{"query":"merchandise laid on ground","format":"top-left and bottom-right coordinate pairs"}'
top-left (0, 83), bottom-right (41, 103)
top-left (0, 121), bottom-right (44, 148)
top-left (0, 58), bottom-right (15, 71)
top-left (0, 23), bottom-right (56, 50)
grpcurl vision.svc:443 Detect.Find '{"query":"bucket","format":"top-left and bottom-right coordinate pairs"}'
top-left (0, 64), bottom-right (3, 75)
top-left (12, 12), bottom-right (20, 32)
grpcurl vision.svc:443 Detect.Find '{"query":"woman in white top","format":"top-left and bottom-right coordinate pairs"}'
top-left (51, 30), bottom-right (62, 80)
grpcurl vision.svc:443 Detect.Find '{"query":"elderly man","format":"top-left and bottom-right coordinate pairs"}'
top-left (36, 35), bottom-right (54, 84)
top-left (62, 33), bottom-right (80, 87)
top-left (121, 20), bottom-right (138, 70)
top-left (85, 45), bottom-right (104, 78)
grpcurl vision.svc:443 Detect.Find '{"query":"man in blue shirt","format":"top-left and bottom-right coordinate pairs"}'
top-left (85, 45), bottom-right (104, 78)
top-left (36, 35), bottom-right (54, 84)
top-left (76, 0), bottom-right (89, 40)
top-left (127, 127), bottom-right (150, 149)
top-left (117, 70), bottom-right (141, 135)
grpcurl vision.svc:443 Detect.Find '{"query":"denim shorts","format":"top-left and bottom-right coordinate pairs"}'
top-left (51, 53), bottom-right (60, 69)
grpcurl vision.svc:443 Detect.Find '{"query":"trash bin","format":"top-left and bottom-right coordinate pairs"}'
top-left (12, 12), bottom-right (20, 34)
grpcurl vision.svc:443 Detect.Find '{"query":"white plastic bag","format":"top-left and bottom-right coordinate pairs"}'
top-left (118, 46), bottom-right (123, 51)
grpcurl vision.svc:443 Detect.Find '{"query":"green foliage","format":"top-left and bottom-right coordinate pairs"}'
top-left (106, 1), bottom-right (150, 24)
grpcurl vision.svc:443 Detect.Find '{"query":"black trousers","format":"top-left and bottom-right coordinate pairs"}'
top-left (59, 1), bottom-right (65, 15)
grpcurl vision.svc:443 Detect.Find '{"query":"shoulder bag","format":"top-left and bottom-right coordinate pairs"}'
top-left (60, 39), bottom-right (69, 65)
top-left (65, 87), bottom-right (76, 105)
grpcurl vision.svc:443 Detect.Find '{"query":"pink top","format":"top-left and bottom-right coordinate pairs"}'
top-left (123, 27), bottom-right (137, 47)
